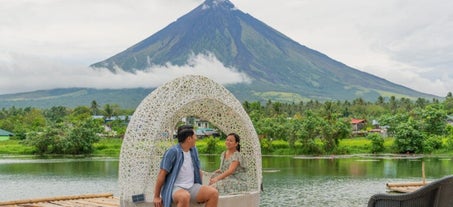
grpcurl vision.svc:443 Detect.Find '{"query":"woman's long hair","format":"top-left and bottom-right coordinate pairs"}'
top-left (227, 133), bottom-right (240, 152)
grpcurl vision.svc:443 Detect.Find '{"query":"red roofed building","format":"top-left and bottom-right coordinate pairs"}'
top-left (350, 118), bottom-right (366, 132)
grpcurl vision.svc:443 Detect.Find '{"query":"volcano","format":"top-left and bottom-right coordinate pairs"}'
top-left (91, 0), bottom-right (435, 102)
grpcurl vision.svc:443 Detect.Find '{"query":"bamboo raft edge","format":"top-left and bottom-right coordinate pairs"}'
top-left (386, 181), bottom-right (428, 187)
top-left (0, 193), bottom-right (117, 206)
top-left (386, 161), bottom-right (428, 193)
top-left (386, 181), bottom-right (428, 193)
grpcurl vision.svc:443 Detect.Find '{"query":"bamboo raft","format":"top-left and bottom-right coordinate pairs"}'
top-left (386, 181), bottom-right (428, 193)
top-left (386, 161), bottom-right (428, 193)
top-left (0, 193), bottom-right (119, 207)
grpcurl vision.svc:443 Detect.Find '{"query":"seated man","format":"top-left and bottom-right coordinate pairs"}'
top-left (153, 125), bottom-right (219, 207)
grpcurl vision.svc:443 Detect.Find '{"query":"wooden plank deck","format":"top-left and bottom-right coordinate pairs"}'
top-left (0, 193), bottom-right (119, 207)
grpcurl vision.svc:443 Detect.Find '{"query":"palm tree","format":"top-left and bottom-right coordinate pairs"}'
top-left (90, 100), bottom-right (99, 115)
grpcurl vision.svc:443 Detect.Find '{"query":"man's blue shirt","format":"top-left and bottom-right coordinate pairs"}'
top-left (159, 144), bottom-right (202, 207)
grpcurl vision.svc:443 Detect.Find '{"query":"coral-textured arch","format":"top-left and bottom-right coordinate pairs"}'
top-left (118, 75), bottom-right (261, 206)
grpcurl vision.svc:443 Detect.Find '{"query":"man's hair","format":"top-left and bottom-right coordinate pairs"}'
top-left (177, 125), bottom-right (194, 143)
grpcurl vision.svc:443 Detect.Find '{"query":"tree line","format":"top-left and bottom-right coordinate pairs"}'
top-left (243, 93), bottom-right (453, 154)
top-left (1, 94), bottom-right (453, 155)
top-left (0, 101), bottom-right (132, 155)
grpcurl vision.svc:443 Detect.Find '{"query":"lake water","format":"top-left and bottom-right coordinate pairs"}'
top-left (0, 154), bottom-right (452, 207)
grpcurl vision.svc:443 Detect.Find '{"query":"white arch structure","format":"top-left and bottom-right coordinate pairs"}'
top-left (118, 75), bottom-right (261, 206)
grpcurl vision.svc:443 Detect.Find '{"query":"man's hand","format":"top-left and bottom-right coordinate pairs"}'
top-left (153, 196), bottom-right (163, 207)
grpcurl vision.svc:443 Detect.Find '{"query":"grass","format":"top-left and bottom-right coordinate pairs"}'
top-left (0, 140), bottom-right (34, 155)
top-left (337, 137), bottom-right (371, 154)
top-left (0, 138), bottom-right (123, 157)
top-left (92, 138), bottom-right (123, 157)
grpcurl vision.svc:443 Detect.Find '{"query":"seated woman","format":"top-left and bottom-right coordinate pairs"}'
top-left (209, 133), bottom-right (247, 194)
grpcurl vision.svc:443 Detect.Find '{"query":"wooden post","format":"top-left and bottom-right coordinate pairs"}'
top-left (422, 161), bottom-right (426, 185)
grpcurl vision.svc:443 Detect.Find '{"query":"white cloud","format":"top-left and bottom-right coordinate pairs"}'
top-left (0, 52), bottom-right (250, 95)
top-left (232, 0), bottom-right (453, 96)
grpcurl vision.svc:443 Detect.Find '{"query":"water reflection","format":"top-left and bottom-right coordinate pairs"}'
top-left (257, 155), bottom-right (452, 207)
top-left (0, 157), bottom-right (119, 201)
top-left (0, 157), bottom-right (118, 178)
top-left (0, 155), bottom-right (452, 207)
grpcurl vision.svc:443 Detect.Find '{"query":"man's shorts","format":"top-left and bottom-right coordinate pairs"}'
top-left (172, 183), bottom-right (202, 201)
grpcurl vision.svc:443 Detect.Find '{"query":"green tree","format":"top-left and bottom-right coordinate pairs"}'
top-left (376, 96), bottom-right (385, 106)
top-left (444, 92), bottom-right (453, 114)
top-left (91, 100), bottom-right (100, 115)
top-left (44, 106), bottom-right (69, 123)
top-left (103, 104), bottom-right (114, 120)
top-left (70, 106), bottom-right (92, 122)
top-left (299, 110), bottom-right (323, 154)
top-left (422, 135), bottom-right (443, 154)
top-left (389, 96), bottom-right (398, 113)
top-left (108, 119), bottom-right (128, 137)
top-left (25, 123), bottom-right (67, 155)
top-left (378, 113), bottom-right (410, 136)
top-left (415, 98), bottom-right (429, 109)
top-left (319, 117), bottom-right (350, 152)
top-left (367, 133), bottom-right (384, 153)
top-left (418, 105), bottom-right (447, 136)
top-left (65, 118), bottom-right (103, 154)
top-left (393, 119), bottom-right (425, 153)
top-left (24, 117), bottom-right (103, 155)
top-left (286, 116), bottom-right (303, 149)
top-left (0, 108), bottom-right (46, 140)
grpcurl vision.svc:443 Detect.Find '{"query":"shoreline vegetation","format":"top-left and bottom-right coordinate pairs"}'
top-left (1, 136), bottom-right (453, 158)
top-left (1, 96), bottom-right (453, 157)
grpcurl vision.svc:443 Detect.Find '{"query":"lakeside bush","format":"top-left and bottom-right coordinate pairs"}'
top-left (196, 136), bottom-right (223, 154)
top-left (367, 133), bottom-right (385, 153)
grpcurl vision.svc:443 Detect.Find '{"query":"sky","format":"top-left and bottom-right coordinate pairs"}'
top-left (1, 0), bottom-right (452, 97)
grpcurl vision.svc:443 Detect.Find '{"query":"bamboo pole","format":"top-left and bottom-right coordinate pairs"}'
top-left (386, 181), bottom-right (427, 187)
top-left (387, 187), bottom-right (419, 193)
top-left (0, 193), bottom-right (113, 206)
top-left (422, 161), bottom-right (426, 184)
top-left (387, 161), bottom-right (428, 191)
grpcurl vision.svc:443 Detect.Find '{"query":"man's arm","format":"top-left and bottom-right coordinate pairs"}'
top-left (153, 169), bottom-right (168, 207)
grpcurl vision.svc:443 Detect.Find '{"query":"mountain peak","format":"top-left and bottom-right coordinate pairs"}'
top-left (90, 0), bottom-right (436, 102)
top-left (201, 0), bottom-right (236, 10)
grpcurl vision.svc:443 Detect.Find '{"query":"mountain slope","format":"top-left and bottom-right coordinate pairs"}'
top-left (0, 88), bottom-right (152, 109)
top-left (91, 0), bottom-right (435, 101)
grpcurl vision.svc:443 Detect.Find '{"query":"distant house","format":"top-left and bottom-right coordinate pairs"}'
top-left (195, 119), bottom-right (210, 129)
top-left (351, 118), bottom-right (366, 131)
top-left (183, 117), bottom-right (211, 129)
top-left (92, 115), bottom-right (132, 124)
top-left (195, 128), bottom-right (220, 138)
top-left (368, 120), bottom-right (389, 137)
top-left (182, 117), bottom-right (220, 138)
top-left (351, 118), bottom-right (367, 136)
top-left (0, 129), bottom-right (14, 141)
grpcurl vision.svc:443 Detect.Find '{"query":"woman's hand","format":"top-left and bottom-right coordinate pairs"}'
top-left (209, 177), bottom-right (219, 185)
